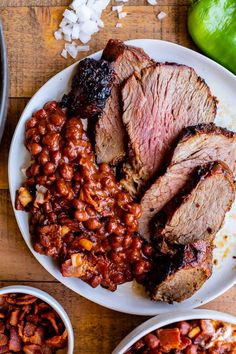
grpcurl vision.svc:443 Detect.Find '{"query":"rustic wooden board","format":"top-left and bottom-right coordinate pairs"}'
top-left (0, 2), bottom-right (236, 354)
top-left (0, 5), bottom-right (193, 98)
top-left (0, 0), bottom-right (190, 7)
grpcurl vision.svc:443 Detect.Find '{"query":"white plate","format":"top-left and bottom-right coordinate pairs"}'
top-left (9, 39), bottom-right (236, 315)
top-left (112, 309), bottom-right (236, 353)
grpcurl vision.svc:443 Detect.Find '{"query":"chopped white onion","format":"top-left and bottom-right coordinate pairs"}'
top-left (79, 32), bottom-right (92, 43)
top-left (112, 5), bottom-right (123, 12)
top-left (116, 22), bottom-right (122, 28)
top-left (55, 0), bottom-right (112, 59)
top-left (61, 24), bottom-right (73, 35)
top-left (77, 45), bottom-right (90, 51)
top-left (80, 20), bottom-right (99, 35)
top-left (97, 18), bottom-right (104, 27)
top-left (59, 18), bottom-right (69, 28)
top-left (65, 42), bottom-right (78, 58)
top-left (63, 9), bottom-right (78, 23)
top-left (77, 5), bottom-right (92, 22)
top-left (54, 30), bottom-right (63, 40)
top-left (70, 0), bottom-right (84, 10)
top-left (147, 0), bottom-right (157, 4)
top-left (118, 12), bottom-right (127, 19)
top-left (72, 23), bottom-right (80, 39)
top-left (61, 49), bottom-right (68, 59)
top-left (157, 11), bottom-right (167, 20)
top-left (64, 34), bottom-right (72, 42)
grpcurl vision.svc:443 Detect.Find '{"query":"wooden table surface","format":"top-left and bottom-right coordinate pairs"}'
top-left (0, 1), bottom-right (236, 353)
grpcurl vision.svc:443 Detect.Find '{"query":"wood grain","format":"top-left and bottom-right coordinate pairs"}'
top-left (0, 5), bottom-right (193, 98)
top-left (0, 0), bottom-right (190, 7)
top-left (1, 3), bottom-right (236, 354)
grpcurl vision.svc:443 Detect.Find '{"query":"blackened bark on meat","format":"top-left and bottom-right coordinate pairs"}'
top-left (143, 240), bottom-right (213, 303)
top-left (60, 58), bottom-right (114, 118)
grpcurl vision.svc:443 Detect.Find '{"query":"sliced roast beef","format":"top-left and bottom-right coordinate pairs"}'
top-left (139, 123), bottom-right (236, 239)
top-left (121, 64), bottom-right (217, 196)
top-left (154, 161), bottom-right (235, 246)
top-left (95, 39), bottom-right (153, 165)
top-left (144, 240), bottom-right (212, 303)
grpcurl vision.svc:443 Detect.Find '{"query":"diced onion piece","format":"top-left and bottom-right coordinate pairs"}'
top-left (147, 0), bottom-right (157, 4)
top-left (54, 30), bottom-right (63, 40)
top-left (65, 42), bottom-right (78, 58)
top-left (61, 24), bottom-right (73, 35)
top-left (70, 0), bottom-right (86, 10)
top-left (61, 49), bottom-right (68, 59)
top-left (97, 18), bottom-right (104, 28)
top-left (112, 5), bottom-right (123, 12)
top-left (77, 45), bottom-right (90, 52)
top-left (116, 22), bottom-right (122, 28)
top-left (118, 12), bottom-right (127, 19)
top-left (80, 20), bottom-right (99, 35)
top-left (59, 18), bottom-right (69, 28)
top-left (157, 11), bottom-right (167, 20)
top-left (79, 32), bottom-right (91, 44)
top-left (71, 253), bottom-right (83, 267)
top-left (77, 5), bottom-right (92, 22)
top-left (63, 9), bottom-right (78, 23)
top-left (64, 34), bottom-right (72, 42)
top-left (72, 23), bottom-right (80, 39)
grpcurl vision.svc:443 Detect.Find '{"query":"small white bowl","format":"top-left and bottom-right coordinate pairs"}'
top-left (112, 309), bottom-right (236, 354)
top-left (0, 285), bottom-right (74, 354)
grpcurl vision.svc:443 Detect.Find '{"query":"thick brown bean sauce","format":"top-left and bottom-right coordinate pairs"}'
top-left (16, 102), bottom-right (153, 291)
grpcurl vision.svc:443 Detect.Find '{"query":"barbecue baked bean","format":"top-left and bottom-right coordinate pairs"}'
top-left (44, 162), bottom-right (56, 175)
top-left (144, 334), bottom-right (160, 349)
top-left (28, 143), bottom-right (42, 155)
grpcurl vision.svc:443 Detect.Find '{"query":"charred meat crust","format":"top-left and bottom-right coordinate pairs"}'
top-left (178, 122), bottom-right (235, 144)
top-left (60, 58), bottom-right (114, 117)
top-left (144, 240), bottom-right (213, 303)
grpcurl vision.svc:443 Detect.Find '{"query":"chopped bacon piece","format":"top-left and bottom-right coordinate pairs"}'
top-left (0, 322), bottom-right (5, 334)
top-left (7, 295), bottom-right (37, 306)
top-left (0, 297), bottom-right (5, 306)
top-left (45, 329), bottom-right (68, 349)
top-left (23, 322), bottom-right (37, 337)
top-left (157, 328), bottom-right (181, 350)
top-left (0, 334), bottom-right (7, 347)
top-left (41, 312), bottom-right (59, 334)
top-left (23, 343), bottom-right (42, 354)
top-left (184, 344), bottom-right (198, 354)
top-left (9, 309), bottom-right (20, 326)
top-left (9, 327), bottom-right (21, 352)
top-left (0, 345), bottom-right (9, 353)
top-left (179, 336), bottom-right (192, 349)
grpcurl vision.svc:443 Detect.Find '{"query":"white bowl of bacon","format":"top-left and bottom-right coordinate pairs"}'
top-left (112, 309), bottom-right (236, 354)
top-left (0, 285), bottom-right (74, 354)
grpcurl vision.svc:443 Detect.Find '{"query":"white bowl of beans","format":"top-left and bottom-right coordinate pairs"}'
top-left (0, 285), bottom-right (74, 354)
top-left (112, 309), bottom-right (236, 354)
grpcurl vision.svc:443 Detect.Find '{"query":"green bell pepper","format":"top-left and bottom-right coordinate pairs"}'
top-left (188, 0), bottom-right (236, 75)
